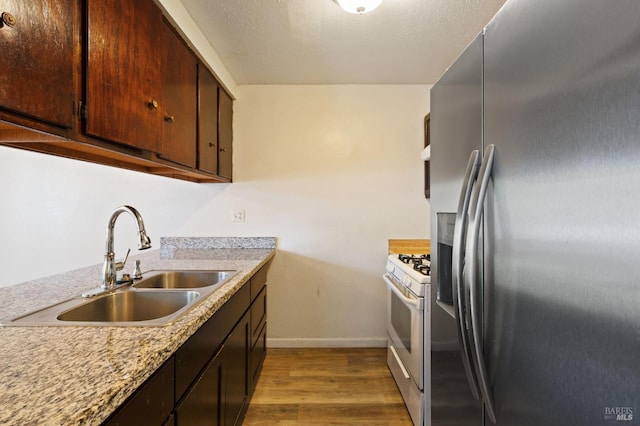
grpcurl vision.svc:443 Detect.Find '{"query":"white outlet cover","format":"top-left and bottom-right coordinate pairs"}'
top-left (231, 209), bottom-right (245, 222)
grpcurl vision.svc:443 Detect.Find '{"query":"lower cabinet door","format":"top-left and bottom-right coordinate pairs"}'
top-left (250, 320), bottom-right (267, 394)
top-left (104, 358), bottom-right (174, 426)
top-left (175, 311), bottom-right (250, 426)
top-left (175, 349), bottom-right (223, 426)
top-left (223, 312), bottom-right (250, 426)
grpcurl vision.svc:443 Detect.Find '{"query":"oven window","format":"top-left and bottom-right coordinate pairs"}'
top-left (391, 291), bottom-right (412, 353)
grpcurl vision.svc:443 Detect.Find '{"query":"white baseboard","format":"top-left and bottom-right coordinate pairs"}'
top-left (267, 337), bottom-right (387, 348)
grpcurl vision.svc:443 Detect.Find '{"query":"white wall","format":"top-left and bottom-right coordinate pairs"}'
top-left (0, 84), bottom-right (431, 346)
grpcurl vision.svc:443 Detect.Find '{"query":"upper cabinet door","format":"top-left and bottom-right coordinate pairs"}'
top-left (197, 66), bottom-right (219, 175)
top-left (0, 0), bottom-right (75, 128)
top-left (86, 0), bottom-right (162, 152)
top-left (160, 22), bottom-right (197, 168)
top-left (218, 89), bottom-right (233, 180)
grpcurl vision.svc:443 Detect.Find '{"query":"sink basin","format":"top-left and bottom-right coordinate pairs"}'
top-left (133, 270), bottom-right (236, 289)
top-left (5, 270), bottom-right (238, 327)
top-left (57, 290), bottom-right (199, 322)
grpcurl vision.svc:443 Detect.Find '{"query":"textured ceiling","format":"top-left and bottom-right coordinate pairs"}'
top-left (180, 0), bottom-right (506, 84)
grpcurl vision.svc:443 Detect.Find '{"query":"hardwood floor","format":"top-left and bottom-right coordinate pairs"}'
top-left (243, 348), bottom-right (412, 425)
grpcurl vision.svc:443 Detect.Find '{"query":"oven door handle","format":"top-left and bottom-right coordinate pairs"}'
top-left (383, 274), bottom-right (424, 311)
top-left (452, 149), bottom-right (481, 401)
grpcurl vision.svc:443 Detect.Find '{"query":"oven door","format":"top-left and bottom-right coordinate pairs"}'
top-left (383, 273), bottom-right (424, 389)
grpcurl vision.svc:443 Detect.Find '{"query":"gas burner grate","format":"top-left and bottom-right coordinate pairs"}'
top-left (415, 264), bottom-right (431, 276)
top-left (398, 254), bottom-right (430, 263)
top-left (397, 254), bottom-right (431, 276)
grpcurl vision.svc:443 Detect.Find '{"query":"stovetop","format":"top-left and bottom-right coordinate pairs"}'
top-left (397, 254), bottom-right (431, 276)
top-left (385, 253), bottom-right (431, 297)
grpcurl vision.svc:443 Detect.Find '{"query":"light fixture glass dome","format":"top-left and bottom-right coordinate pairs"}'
top-left (334, 0), bottom-right (384, 14)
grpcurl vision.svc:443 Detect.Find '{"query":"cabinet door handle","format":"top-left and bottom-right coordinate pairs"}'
top-left (1, 12), bottom-right (16, 27)
top-left (209, 142), bottom-right (216, 148)
top-left (147, 99), bottom-right (159, 110)
top-left (219, 148), bottom-right (227, 153)
top-left (164, 115), bottom-right (174, 123)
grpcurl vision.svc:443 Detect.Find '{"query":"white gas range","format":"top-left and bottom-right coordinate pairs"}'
top-left (385, 254), bottom-right (431, 296)
top-left (383, 253), bottom-right (431, 425)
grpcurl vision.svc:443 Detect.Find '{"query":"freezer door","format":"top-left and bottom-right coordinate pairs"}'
top-left (483, 0), bottom-right (640, 425)
top-left (429, 34), bottom-right (484, 425)
top-left (430, 34), bottom-right (484, 218)
top-left (430, 33), bottom-right (484, 328)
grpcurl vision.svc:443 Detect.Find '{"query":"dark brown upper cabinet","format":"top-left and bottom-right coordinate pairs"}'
top-left (197, 65), bottom-right (219, 175)
top-left (0, 0), bottom-right (75, 128)
top-left (218, 88), bottom-right (233, 180)
top-left (424, 113), bottom-right (430, 199)
top-left (198, 65), bottom-right (233, 181)
top-left (160, 21), bottom-right (197, 168)
top-left (85, 0), bottom-right (163, 152)
top-left (0, 0), bottom-right (232, 183)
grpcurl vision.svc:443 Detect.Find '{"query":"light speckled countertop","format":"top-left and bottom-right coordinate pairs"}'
top-left (0, 237), bottom-right (276, 425)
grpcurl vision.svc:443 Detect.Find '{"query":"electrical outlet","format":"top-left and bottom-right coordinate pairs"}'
top-left (231, 209), bottom-right (245, 222)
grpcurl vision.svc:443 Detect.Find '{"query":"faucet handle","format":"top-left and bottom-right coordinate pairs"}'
top-left (114, 248), bottom-right (131, 271)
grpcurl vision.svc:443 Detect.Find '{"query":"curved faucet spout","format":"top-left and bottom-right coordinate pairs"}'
top-left (102, 206), bottom-right (152, 290)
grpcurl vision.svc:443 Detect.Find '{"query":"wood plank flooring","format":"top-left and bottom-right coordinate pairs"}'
top-left (243, 348), bottom-right (412, 425)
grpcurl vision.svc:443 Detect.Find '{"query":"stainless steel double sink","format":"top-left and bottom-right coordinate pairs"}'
top-left (6, 270), bottom-right (237, 327)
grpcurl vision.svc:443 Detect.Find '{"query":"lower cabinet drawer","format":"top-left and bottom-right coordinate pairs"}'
top-left (250, 266), bottom-right (267, 302)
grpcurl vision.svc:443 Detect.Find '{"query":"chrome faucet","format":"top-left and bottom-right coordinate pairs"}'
top-left (101, 206), bottom-right (152, 290)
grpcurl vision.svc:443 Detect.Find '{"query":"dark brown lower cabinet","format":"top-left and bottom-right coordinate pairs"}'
top-left (175, 311), bottom-right (249, 426)
top-left (222, 313), bottom-right (250, 426)
top-left (249, 286), bottom-right (267, 393)
top-left (103, 265), bottom-right (268, 426)
top-left (104, 358), bottom-right (175, 426)
top-left (250, 321), bottom-right (267, 392)
top-left (175, 341), bottom-right (223, 425)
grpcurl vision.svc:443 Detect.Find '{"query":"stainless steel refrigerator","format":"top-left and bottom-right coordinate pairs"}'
top-left (429, 0), bottom-right (640, 425)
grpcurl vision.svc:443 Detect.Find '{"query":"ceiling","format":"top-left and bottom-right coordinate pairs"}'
top-left (180, 0), bottom-right (506, 85)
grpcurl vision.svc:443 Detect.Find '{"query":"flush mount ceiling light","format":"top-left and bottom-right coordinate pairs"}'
top-left (333, 0), bottom-right (384, 14)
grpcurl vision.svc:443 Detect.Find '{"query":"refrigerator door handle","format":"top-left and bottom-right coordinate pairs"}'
top-left (452, 149), bottom-right (481, 400)
top-left (465, 144), bottom-right (497, 423)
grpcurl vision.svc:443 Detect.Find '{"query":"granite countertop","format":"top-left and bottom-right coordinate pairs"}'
top-left (0, 237), bottom-right (276, 425)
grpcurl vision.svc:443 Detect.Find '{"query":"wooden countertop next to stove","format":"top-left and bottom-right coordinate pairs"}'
top-left (388, 239), bottom-right (430, 255)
